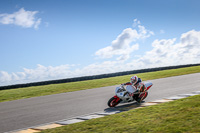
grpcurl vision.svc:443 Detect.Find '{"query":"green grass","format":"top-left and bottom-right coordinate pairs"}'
top-left (41, 95), bottom-right (200, 133)
top-left (0, 65), bottom-right (200, 102)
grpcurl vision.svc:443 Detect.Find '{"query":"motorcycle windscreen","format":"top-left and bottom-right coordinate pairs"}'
top-left (126, 85), bottom-right (137, 93)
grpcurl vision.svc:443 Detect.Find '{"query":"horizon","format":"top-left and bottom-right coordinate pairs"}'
top-left (1, 63), bottom-right (199, 88)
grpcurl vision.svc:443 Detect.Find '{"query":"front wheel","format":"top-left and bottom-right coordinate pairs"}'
top-left (107, 97), bottom-right (121, 107)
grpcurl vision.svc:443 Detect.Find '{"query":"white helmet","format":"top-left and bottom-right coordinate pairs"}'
top-left (130, 75), bottom-right (138, 85)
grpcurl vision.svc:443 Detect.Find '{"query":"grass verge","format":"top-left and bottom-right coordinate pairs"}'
top-left (41, 95), bottom-right (200, 133)
top-left (0, 65), bottom-right (200, 102)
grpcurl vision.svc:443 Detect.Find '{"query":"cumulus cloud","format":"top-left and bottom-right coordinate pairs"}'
top-left (0, 71), bottom-right (12, 83)
top-left (83, 29), bottom-right (200, 77)
top-left (132, 19), bottom-right (141, 27)
top-left (0, 61), bottom-right (128, 86)
top-left (95, 19), bottom-right (154, 61)
top-left (0, 64), bottom-right (75, 86)
top-left (0, 8), bottom-right (41, 29)
top-left (129, 30), bottom-right (200, 68)
top-left (1, 29), bottom-right (200, 86)
top-left (0, 62), bottom-right (122, 86)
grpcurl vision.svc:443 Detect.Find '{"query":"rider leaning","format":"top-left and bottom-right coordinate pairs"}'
top-left (121, 75), bottom-right (146, 103)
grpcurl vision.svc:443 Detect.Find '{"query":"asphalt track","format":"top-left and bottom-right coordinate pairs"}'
top-left (0, 73), bottom-right (200, 133)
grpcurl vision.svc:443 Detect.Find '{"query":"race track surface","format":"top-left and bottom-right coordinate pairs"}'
top-left (0, 73), bottom-right (200, 133)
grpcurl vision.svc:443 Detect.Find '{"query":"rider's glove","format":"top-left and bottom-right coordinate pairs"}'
top-left (129, 93), bottom-right (134, 97)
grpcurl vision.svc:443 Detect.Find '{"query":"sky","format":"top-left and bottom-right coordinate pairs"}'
top-left (0, 0), bottom-right (200, 86)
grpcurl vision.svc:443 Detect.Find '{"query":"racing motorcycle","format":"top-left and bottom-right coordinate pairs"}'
top-left (107, 82), bottom-right (153, 107)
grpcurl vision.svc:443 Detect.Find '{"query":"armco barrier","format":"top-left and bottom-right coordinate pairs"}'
top-left (0, 63), bottom-right (200, 90)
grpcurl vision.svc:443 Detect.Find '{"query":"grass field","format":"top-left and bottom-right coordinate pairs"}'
top-left (0, 65), bottom-right (200, 102)
top-left (41, 95), bottom-right (200, 133)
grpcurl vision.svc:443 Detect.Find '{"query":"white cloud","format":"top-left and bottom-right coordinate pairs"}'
top-left (95, 28), bottom-right (140, 61)
top-left (132, 19), bottom-right (141, 27)
top-left (83, 29), bottom-right (200, 78)
top-left (129, 30), bottom-right (200, 68)
top-left (95, 19), bottom-right (154, 61)
top-left (0, 64), bottom-right (75, 85)
top-left (0, 8), bottom-right (41, 29)
top-left (0, 71), bottom-right (12, 83)
top-left (0, 62), bottom-right (124, 86)
top-left (1, 29), bottom-right (200, 86)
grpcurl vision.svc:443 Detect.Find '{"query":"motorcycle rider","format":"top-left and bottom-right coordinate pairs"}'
top-left (121, 75), bottom-right (146, 103)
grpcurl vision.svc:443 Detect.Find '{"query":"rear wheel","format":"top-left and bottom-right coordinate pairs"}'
top-left (107, 97), bottom-right (120, 107)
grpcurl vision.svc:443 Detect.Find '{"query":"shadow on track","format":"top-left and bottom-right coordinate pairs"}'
top-left (104, 101), bottom-right (145, 112)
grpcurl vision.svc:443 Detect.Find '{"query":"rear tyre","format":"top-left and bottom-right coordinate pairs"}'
top-left (107, 97), bottom-right (120, 107)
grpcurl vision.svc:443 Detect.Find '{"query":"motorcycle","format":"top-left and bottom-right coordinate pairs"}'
top-left (107, 82), bottom-right (153, 107)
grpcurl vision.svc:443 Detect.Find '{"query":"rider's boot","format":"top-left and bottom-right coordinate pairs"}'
top-left (136, 97), bottom-right (142, 104)
top-left (132, 94), bottom-right (141, 104)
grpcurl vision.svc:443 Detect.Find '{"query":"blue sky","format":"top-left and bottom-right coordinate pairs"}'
top-left (0, 0), bottom-right (200, 86)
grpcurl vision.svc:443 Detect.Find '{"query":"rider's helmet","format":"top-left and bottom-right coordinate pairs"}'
top-left (130, 75), bottom-right (138, 85)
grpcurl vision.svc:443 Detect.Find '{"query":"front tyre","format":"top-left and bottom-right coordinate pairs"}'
top-left (107, 97), bottom-right (120, 107)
